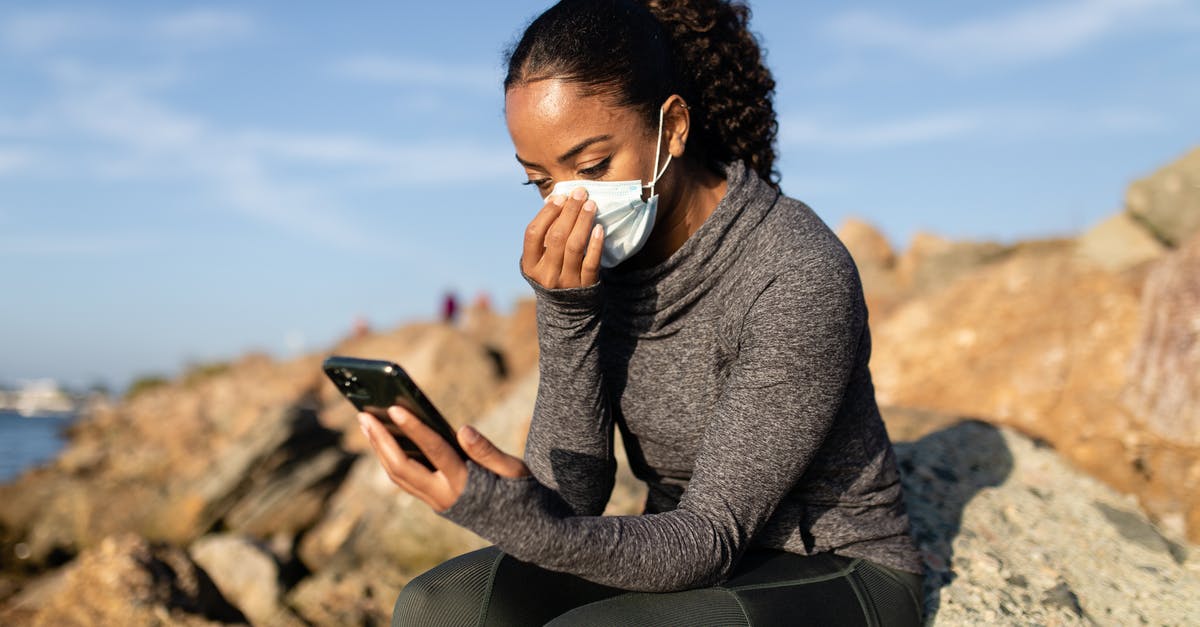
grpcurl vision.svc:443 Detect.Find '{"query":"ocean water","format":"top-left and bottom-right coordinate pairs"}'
top-left (0, 410), bottom-right (75, 484)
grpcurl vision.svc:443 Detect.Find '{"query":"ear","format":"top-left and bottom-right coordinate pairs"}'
top-left (661, 94), bottom-right (690, 158)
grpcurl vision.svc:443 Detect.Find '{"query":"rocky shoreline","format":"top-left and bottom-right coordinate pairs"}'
top-left (1, 147), bottom-right (1197, 625)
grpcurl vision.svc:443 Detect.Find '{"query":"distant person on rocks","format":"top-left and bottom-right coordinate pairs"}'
top-left (358, 1), bottom-right (924, 624)
top-left (441, 291), bottom-right (459, 324)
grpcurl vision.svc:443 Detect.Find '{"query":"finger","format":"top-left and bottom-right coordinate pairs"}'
top-left (580, 223), bottom-right (604, 286)
top-left (539, 187), bottom-right (586, 276)
top-left (522, 196), bottom-right (565, 273)
top-left (387, 406), bottom-right (467, 488)
top-left (560, 199), bottom-right (597, 286)
top-left (458, 425), bottom-right (530, 479)
top-left (359, 412), bottom-right (439, 503)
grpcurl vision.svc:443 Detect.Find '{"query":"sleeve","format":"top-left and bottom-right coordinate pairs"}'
top-left (520, 270), bottom-right (617, 517)
top-left (441, 262), bottom-right (866, 592)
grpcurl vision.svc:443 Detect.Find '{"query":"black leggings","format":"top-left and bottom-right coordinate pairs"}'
top-left (393, 547), bottom-right (923, 626)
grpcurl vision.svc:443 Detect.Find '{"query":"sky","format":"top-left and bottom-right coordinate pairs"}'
top-left (1, 0), bottom-right (1197, 392)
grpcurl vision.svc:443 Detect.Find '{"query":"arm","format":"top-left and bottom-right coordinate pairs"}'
top-left (522, 276), bottom-right (616, 516)
top-left (442, 261), bottom-right (866, 591)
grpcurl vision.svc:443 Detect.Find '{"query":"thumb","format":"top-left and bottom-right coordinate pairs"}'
top-left (458, 426), bottom-right (530, 479)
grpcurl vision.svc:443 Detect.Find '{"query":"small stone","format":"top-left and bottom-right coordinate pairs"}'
top-left (1041, 581), bottom-right (1085, 618)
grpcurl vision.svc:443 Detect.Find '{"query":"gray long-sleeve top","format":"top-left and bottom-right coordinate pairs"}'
top-left (441, 161), bottom-right (922, 592)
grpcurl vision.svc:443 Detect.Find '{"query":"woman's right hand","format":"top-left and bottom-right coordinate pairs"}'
top-left (522, 187), bottom-right (605, 289)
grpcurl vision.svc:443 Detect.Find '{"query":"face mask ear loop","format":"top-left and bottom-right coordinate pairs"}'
top-left (647, 105), bottom-right (669, 198)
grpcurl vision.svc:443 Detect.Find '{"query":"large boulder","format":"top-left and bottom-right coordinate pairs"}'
top-left (1126, 146), bottom-right (1200, 247)
top-left (189, 533), bottom-right (304, 627)
top-left (870, 245), bottom-right (1200, 541)
top-left (0, 403), bottom-right (354, 566)
top-left (893, 232), bottom-right (1011, 296)
top-left (0, 534), bottom-right (246, 626)
top-left (1123, 232), bottom-right (1200, 447)
top-left (897, 419), bottom-right (1199, 625)
top-left (836, 218), bottom-right (905, 317)
top-left (1075, 211), bottom-right (1166, 271)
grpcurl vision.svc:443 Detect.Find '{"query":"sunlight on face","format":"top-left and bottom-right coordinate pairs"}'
top-left (505, 79), bottom-right (659, 198)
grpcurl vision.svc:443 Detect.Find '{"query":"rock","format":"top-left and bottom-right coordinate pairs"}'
top-left (0, 404), bottom-right (354, 565)
top-left (871, 243), bottom-right (1200, 542)
top-left (461, 296), bottom-right (540, 380)
top-left (189, 534), bottom-right (304, 627)
top-left (1, 534), bottom-right (247, 626)
top-left (837, 218), bottom-right (906, 317)
top-left (1126, 146), bottom-right (1200, 246)
top-left (894, 232), bottom-right (1011, 296)
top-left (296, 454), bottom-right (488, 579)
top-left (1123, 232), bottom-right (1200, 446)
top-left (837, 218), bottom-right (896, 268)
top-left (1075, 211), bottom-right (1166, 271)
top-left (898, 420), bottom-right (1200, 625)
top-left (161, 405), bottom-right (355, 542)
top-left (288, 562), bottom-right (407, 627)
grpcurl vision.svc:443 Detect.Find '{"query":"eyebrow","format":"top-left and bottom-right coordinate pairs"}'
top-left (515, 134), bottom-right (613, 169)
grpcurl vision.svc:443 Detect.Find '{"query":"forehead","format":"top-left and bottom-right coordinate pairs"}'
top-left (505, 79), bottom-right (645, 161)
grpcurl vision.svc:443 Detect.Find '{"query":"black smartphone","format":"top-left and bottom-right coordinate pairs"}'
top-left (323, 355), bottom-right (467, 470)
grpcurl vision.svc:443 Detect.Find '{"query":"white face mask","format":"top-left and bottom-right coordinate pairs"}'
top-left (551, 106), bottom-right (671, 268)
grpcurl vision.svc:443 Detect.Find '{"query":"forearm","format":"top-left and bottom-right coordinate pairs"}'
top-left (441, 461), bottom-right (732, 592)
top-left (523, 274), bottom-right (616, 515)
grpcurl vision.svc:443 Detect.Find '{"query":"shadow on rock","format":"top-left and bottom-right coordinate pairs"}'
top-left (894, 419), bottom-right (1014, 621)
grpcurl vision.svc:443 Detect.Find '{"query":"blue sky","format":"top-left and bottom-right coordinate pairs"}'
top-left (1, 0), bottom-right (1197, 391)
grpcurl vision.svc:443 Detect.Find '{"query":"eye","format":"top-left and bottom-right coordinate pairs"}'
top-left (522, 177), bottom-right (551, 191)
top-left (578, 156), bottom-right (611, 178)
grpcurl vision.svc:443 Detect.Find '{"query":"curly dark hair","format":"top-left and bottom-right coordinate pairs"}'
top-left (504, 0), bottom-right (779, 188)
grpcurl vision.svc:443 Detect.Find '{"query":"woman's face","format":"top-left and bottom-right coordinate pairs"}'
top-left (506, 78), bottom-right (661, 199)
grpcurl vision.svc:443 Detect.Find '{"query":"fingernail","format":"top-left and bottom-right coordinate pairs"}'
top-left (583, 200), bottom-right (596, 213)
top-left (551, 194), bottom-right (566, 206)
top-left (462, 425), bottom-right (481, 445)
top-left (592, 224), bottom-right (603, 239)
top-left (388, 406), bottom-right (407, 424)
top-left (571, 188), bottom-right (586, 200)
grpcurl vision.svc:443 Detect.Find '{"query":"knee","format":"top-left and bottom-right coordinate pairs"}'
top-left (392, 547), bottom-right (501, 627)
top-left (392, 572), bottom-right (442, 626)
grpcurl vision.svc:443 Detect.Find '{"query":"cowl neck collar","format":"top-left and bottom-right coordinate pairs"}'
top-left (601, 161), bottom-right (780, 324)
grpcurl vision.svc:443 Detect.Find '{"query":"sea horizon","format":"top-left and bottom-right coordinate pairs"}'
top-left (0, 409), bottom-right (76, 484)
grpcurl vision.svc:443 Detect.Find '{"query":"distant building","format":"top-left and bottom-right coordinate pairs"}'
top-left (0, 380), bottom-right (77, 417)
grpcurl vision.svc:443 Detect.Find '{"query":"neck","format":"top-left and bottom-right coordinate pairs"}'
top-left (626, 159), bottom-right (728, 270)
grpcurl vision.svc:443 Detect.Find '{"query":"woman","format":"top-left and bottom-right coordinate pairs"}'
top-left (358, 0), bottom-right (925, 624)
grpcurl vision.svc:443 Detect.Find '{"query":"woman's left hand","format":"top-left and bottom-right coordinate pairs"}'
top-left (358, 407), bottom-right (530, 512)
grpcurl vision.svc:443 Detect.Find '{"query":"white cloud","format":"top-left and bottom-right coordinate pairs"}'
top-left (0, 149), bottom-right (35, 174)
top-left (10, 55), bottom-right (512, 251)
top-left (827, 0), bottom-right (1187, 70)
top-left (333, 55), bottom-right (500, 90)
top-left (780, 106), bottom-right (1167, 149)
top-left (0, 11), bottom-right (112, 52)
top-left (1, 8), bottom-right (254, 53)
top-left (150, 9), bottom-right (254, 44)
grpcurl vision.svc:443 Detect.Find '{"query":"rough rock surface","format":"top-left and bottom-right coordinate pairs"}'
top-left (897, 419), bottom-right (1199, 626)
top-left (1075, 211), bottom-right (1166, 271)
top-left (189, 534), bottom-right (303, 627)
top-left (1123, 232), bottom-right (1200, 448)
top-left (0, 534), bottom-right (246, 626)
top-left (869, 242), bottom-right (1200, 542)
top-left (1126, 146), bottom-right (1200, 246)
